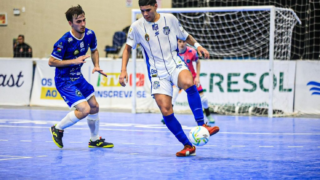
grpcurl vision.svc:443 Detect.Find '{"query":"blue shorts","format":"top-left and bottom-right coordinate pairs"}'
top-left (55, 76), bottom-right (95, 108)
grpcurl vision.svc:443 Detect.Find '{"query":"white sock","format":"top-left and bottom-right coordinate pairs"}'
top-left (200, 94), bottom-right (209, 109)
top-left (171, 86), bottom-right (180, 105)
top-left (56, 111), bottom-right (81, 130)
top-left (87, 113), bottom-right (100, 141)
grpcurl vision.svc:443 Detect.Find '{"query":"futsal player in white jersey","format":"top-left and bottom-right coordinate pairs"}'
top-left (119, 0), bottom-right (220, 157)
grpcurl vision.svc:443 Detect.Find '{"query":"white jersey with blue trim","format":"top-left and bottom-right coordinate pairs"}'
top-left (127, 13), bottom-right (189, 79)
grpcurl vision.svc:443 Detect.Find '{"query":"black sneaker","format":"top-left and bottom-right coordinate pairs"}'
top-left (88, 137), bottom-right (114, 148)
top-left (50, 125), bottom-right (64, 148)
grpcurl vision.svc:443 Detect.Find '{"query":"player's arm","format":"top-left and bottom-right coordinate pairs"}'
top-left (185, 35), bottom-right (210, 59)
top-left (119, 44), bottom-right (132, 87)
top-left (90, 49), bottom-right (107, 77)
top-left (48, 55), bottom-right (90, 67)
top-left (194, 59), bottom-right (201, 86)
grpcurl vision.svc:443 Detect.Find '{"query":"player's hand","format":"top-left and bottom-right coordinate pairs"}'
top-left (194, 76), bottom-right (200, 87)
top-left (119, 70), bottom-right (128, 87)
top-left (92, 67), bottom-right (107, 77)
top-left (74, 55), bottom-right (90, 65)
top-left (197, 46), bottom-right (210, 59)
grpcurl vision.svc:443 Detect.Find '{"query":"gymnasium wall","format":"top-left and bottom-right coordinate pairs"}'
top-left (0, 0), bottom-right (171, 58)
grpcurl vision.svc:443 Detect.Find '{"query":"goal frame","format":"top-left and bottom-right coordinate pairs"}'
top-left (130, 6), bottom-right (301, 117)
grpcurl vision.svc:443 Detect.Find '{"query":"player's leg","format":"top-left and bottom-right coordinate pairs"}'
top-left (175, 69), bottom-right (219, 136)
top-left (152, 77), bottom-right (195, 156)
top-left (161, 85), bottom-right (179, 125)
top-left (86, 95), bottom-right (113, 148)
top-left (154, 94), bottom-right (195, 156)
top-left (198, 90), bottom-right (215, 123)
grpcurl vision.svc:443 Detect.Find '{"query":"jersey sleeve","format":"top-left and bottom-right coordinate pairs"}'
top-left (192, 49), bottom-right (199, 62)
top-left (126, 25), bottom-right (138, 49)
top-left (172, 15), bottom-right (189, 41)
top-left (51, 38), bottom-right (67, 60)
top-left (89, 30), bottom-right (98, 51)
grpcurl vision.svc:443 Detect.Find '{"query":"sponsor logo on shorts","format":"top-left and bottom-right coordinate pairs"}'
top-left (76, 89), bottom-right (82, 97)
top-left (153, 81), bottom-right (160, 89)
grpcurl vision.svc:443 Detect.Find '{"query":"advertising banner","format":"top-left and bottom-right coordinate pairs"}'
top-left (0, 59), bottom-right (33, 105)
top-left (295, 61), bottom-right (320, 114)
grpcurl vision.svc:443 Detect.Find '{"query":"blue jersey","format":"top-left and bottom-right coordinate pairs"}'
top-left (51, 28), bottom-right (97, 80)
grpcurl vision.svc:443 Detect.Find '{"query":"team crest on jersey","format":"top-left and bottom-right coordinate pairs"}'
top-left (145, 33), bottom-right (150, 41)
top-left (68, 37), bottom-right (73, 43)
top-left (80, 42), bottom-right (84, 48)
top-left (152, 24), bottom-right (158, 31)
top-left (153, 81), bottom-right (160, 89)
top-left (163, 26), bottom-right (170, 35)
top-left (74, 50), bottom-right (79, 55)
top-left (176, 64), bottom-right (182, 69)
top-left (75, 89), bottom-right (82, 97)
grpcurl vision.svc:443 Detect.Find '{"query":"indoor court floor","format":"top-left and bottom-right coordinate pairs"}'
top-left (0, 107), bottom-right (319, 179)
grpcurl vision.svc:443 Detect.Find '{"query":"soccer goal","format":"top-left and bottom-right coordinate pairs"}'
top-left (131, 6), bottom-right (301, 117)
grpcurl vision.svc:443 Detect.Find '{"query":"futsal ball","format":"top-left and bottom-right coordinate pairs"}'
top-left (188, 126), bottom-right (210, 146)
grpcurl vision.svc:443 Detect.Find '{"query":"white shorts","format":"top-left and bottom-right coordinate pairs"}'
top-left (150, 64), bottom-right (189, 97)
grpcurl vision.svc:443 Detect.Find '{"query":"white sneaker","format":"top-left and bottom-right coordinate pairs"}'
top-left (206, 115), bottom-right (215, 123)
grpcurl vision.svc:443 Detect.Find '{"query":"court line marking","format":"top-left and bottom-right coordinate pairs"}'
top-left (0, 125), bottom-right (319, 136)
top-left (318, 146), bottom-right (320, 148)
top-left (231, 145), bottom-right (246, 147)
top-left (37, 155), bottom-right (47, 157)
top-left (0, 155), bottom-right (32, 161)
top-left (69, 142), bottom-right (83, 143)
top-left (45, 141), bottom-right (53, 142)
top-left (122, 143), bottom-right (135, 145)
top-left (288, 146), bottom-right (303, 148)
top-left (259, 146), bottom-right (274, 148)
top-left (20, 140), bottom-right (32, 142)
top-left (0, 139), bottom-right (8, 141)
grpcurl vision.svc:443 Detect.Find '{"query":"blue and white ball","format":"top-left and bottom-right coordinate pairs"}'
top-left (188, 126), bottom-right (210, 146)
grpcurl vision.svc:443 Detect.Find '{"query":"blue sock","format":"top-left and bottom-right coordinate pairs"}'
top-left (186, 85), bottom-right (205, 126)
top-left (163, 113), bottom-right (192, 146)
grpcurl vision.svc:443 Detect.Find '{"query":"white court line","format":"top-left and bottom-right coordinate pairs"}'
top-left (318, 146), bottom-right (320, 148)
top-left (122, 143), bottom-right (135, 145)
top-left (37, 155), bottom-right (47, 157)
top-left (232, 145), bottom-right (246, 147)
top-left (45, 141), bottom-right (53, 142)
top-left (0, 125), bottom-right (320, 136)
top-left (147, 144), bottom-right (162, 146)
top-left (259, 146), bottom-right (274, 148)
top-left (0, 155), bottom-right (32, 161)
top-left (0, 139), bottom-right (8, 141)
top-left (205, 145), bottom-right (217, 147)
top-left (20, 140), bottom-right (32, 142)
top-left (69, 142), bottom-right (83, 143)
top-left (130, 153), bottom-right (138, 155)
top-left (288, 146), bottom-right (303, 148)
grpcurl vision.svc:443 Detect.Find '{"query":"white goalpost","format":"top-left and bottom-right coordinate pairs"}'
top-left (131, 6), bottom-right (301, 117)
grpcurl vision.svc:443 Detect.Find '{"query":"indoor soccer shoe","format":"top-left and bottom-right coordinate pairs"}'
top-left (88, 137), bottom-right (114, 148)
top-left (202, 123), bottom-right (219, 136)
top-left (206, 115), bottom-right (215, 123)
top-left (176, 145), bottom-right (196, 157)
top-left (50, 125), bottom-right (64, 148)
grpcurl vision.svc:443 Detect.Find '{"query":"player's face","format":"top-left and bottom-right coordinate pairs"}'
top-left (70, 14), bottom-right (86, 34)
top-left (140, 4), bottom-right (158, 22)
top-left (178, 40), bottom-right (187, 51)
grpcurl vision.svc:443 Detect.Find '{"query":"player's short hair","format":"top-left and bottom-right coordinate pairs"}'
top-left (139, 0), bottom-right (157, 6)
top-left (18, 35), bottom-right (24, 39)
top-left (65, 5), bottom-right (85, 22)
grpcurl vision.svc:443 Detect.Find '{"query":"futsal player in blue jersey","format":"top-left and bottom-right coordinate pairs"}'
top-left (119, 0), bottom-right (220, 156)
top-left (49, 5), bottom-right (113, 148)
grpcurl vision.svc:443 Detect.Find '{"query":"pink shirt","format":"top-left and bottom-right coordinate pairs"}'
top-left (179, 46), bottom-right (198, 78)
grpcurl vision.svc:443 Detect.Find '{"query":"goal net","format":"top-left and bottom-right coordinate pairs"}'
top-left (131, 6), bottom-right (301, 117)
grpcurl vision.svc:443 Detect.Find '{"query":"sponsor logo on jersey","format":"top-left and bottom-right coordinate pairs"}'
top-left (153, 81), bottom-right (160, 89)
top-left (163, 26), bottom-right (170, 35)
top-left (176, 64), bottom-right (182, 69)
top-left (58, 42), bottom-right (64, 49)
top-left (152, 24), bottom-right (158, 31)
top-left (74, 50), bottom-right (79, 55)
top-left (87, 30), bottom-right (92, 35)
top-left (57, 48), bottom-right (62, 52)
top-left (145, 33), bottom-right (150, 41)
top-left (68, 37), bottom-right (73, 43)
top-left (155, 31), bottom-right (159, 36)
top-left (129, 28), bottom-right (133, 33)
top-left (151, 69), bottom-right (158, 77)
top-left (76, 89), bottom-right (82, 97)
top-left (80, 42), bottom-right (84, 48)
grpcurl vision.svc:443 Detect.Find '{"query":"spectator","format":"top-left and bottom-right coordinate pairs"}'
top-left (13, 35), bottom-right (32, 58)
